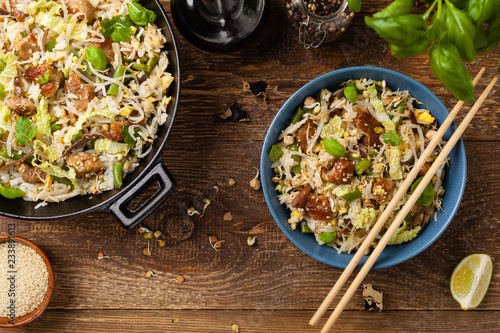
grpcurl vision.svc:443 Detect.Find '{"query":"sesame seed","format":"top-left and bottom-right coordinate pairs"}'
top-left (0, 242), bottom-right (49, 317)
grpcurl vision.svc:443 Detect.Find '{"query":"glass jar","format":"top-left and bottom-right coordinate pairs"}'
top-left (285, 0), bottom-right (354, 49)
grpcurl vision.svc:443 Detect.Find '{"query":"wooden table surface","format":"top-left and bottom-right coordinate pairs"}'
top-left (2, 0), bottom-right (499, 332)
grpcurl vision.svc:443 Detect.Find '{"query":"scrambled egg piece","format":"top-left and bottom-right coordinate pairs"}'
top-left (414, 110), bottom-right (435, 124)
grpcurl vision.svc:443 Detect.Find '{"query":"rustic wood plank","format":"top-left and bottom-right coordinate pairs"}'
top-left (8, 310), bottom-right (500, 332)
top-left (1, 142), bottom-right (498, 311)
top-left (1, 0), bottom-right (499, 330)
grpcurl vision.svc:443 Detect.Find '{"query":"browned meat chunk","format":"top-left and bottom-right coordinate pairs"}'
top-left (95, 37), bottom-right (114, 63)
top-left (18, 162), bottom-right (46, 183)
top-left (419, 162), bottom-right (431, 177)
top-left (65, 0), bottom-right (94, 21)
top-left (14, 33), bottom-right (40, 60)
top-left (295, 119), bottom-right (317, 152)
top-left (65, 72), bottom-right (94, 111)
top-left (66, 152), bottom-right (103, 177)
top-left (6, 95), bottom-right (35, 116)
top-left (68, 111), bottom-right (78, 126)
top-left (24, 63), bottom-right (63, 97)
top-left (324, 157), bottom-right (354, 184)
top-left (372, 177), bottom-right (396, 202)
top-left (102, 120), bottom-right (130, 142)
top-left (354, 108), bottom-right (382, 148)
top-left (291, 184), bottom-right (312, 208)
top-left (306, 194), bottom-right (332, 220)
top-left (12, 8), bottom-right (25, 21)
top-left (9, 0), bottom-right (31, 21)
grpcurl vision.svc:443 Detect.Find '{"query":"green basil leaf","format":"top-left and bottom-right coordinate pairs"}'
top-left (319, 232), bottom-right (337, 244)
top-left (0, 186), bottom-right (25, 199)
top-left (344, 85), bottom-right (358, 103)
top-left (128, 2), bottom-right (157, 26)
top-left (347, 0), bottom-right (361, 12)
top-left (445, 1), bottom-right (477, 62)
top-left (323, 139), bottom-right (345, 157)
top-left (427, 6), bottom-right (447, 41)
top-left (365, 15), bottom-right (428, 46)
top-left (410, 176), bottom-right (435, 206)
top-left (448, 0), bottom-right (467, 9)
top-left (85, 47), bottom-right (107, 70)
top-left (489, 0), bottom-right (500, 22)
top-left (474, 25), bottom-right (488, 50)
top-left (465, 0), bottom-right (493, 25)
top-left (428, 41), bottom-right (474, 103)
top-left (391, 36), bottom-right (432, 59)
top-left (383, 130), bottom-right (402, 146)
top-left (476, 19), bottom-right (500, 55)
top-left (269, 144), bottom-right (283, 162)
top-left (343, 188), bottom-right (362, 201)
top-left (373, 0), bottom-right (413, 19)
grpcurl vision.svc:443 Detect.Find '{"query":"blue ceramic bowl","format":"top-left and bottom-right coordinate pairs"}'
top-left (260, 67), bottom-right (466, 269)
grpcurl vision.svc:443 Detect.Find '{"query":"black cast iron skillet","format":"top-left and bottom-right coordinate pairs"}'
top-left (0, 0), bottom-right (180, 229)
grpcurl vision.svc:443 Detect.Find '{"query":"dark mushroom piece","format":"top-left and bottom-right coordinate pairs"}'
top-left (291, 184), bottom-right (312, 208)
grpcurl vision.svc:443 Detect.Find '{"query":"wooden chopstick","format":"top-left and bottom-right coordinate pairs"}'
top-left (320, 75), bottom-right (497, 333)
top-left (309, 67), bottom-right (486, 327)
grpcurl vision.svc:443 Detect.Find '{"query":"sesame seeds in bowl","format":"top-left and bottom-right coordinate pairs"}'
top-left (0, 236), bottom-right (54, 327)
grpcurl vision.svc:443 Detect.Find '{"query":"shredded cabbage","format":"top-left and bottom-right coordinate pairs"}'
top-left (370, 95), bottom-right (392, 126)
top-left (388, 146), bottom-right (402, 180)
top-left (388, 224), bottom-right (421, 245)
top-left (35, 161), bottom-right (79, 191)
top-left (367, 84), bottom-right (378, 100)
top-left (29, 0), bottom-right (62, 14)
top-left (354, 208), bottom-right (379, 229)
top-left (94, 137), bottom-right (129, 155)
top-left (334, 187), bottom-right (350, 197)
top-left (33, 139), bottom-right (59, 162)
top-left (64, 107), bottom-right (117, 143)
top-left (0, 52), bottom-right (18, 89)
top-left (0, 103), bottom-right (11, 127)
top-left (71, 21), bottom-right (89, 41)
top-left (30, 0), bottom-right (66, 33)
top-left (321, 116), bottom-right (344, 139)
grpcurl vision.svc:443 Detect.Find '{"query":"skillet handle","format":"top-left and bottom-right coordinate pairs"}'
top-left (109, 163), bottom-right (176, 229)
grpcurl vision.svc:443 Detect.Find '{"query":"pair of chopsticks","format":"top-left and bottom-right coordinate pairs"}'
top-left (310, 68), bottom-right (497, 333)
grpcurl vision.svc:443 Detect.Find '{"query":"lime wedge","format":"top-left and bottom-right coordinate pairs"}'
top-left (450, 254), bottom-right (493, 310)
